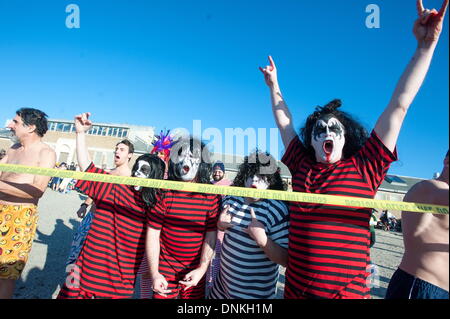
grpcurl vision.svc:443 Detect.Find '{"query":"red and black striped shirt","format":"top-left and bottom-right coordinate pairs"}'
top-left (282, 130), bottom-right (397, 299)
top-left (147, 190), bottom-right (220, 283)
top-left (58, 163), bottom-right (147, 299)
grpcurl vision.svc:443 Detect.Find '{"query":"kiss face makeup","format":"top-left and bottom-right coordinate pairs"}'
top-left (311, 115), bottom-right (345, 164)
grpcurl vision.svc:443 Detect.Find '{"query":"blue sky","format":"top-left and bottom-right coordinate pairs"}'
top-left (0, 0), bottom-right (448, 179)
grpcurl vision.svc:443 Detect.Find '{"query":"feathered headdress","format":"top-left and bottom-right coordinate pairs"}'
top-left (151, 129), bottom-right (176, 162)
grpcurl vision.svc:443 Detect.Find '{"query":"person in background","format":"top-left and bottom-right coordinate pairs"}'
top-left (369, 209), bottom-right (378, 248)
top-left (205, 161), bottom-right (232, 294)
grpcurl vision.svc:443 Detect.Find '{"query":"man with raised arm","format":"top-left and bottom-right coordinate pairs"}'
top-left (0, 108), bottom-right (56, 299)
top-left (66, 139), bottom-right (135, 266)
top-left (57, 112), bottom-right (162, 299)
top-left (386, 151), bottom-right (449, 299)
top-left (259, 0), bottom-right (448, 299)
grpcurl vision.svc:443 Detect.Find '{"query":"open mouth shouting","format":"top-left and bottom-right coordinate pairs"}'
top-left (182, 165), bottom-right (190, 174)
top-left (323, 140), bottom-right (334, 155)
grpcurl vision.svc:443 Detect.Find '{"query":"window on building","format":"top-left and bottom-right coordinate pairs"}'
top-left (56, 123), bottom-right (65, 131)
top-left (49, 122), bottom-right (57, 131)
top-left (121, 129), bottom-right (128, 138)
top-left (100, 127), bottom-right (108, 136)
top-left (110, 127), bottom-right (118, 137)
top-left (62, 123), bottom-right (71, 133)
top-left (88, 126), bottom-right (99, 135)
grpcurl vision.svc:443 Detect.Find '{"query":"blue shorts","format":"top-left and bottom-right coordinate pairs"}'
top-left (386, 268), bottom-right (449, 299)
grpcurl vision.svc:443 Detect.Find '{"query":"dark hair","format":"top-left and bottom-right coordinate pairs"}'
top-left (116, 139), bottom-right (135, 155)
top-left (168, 136), bottom-right (212, 184)
top-left (300, 99), bottom-right (369, 160)
top-left (232, 151), bottom-right (284, 191)
top-left (16, 108), bottom-right (48, 137)
top-left (131, 154), bottom-right (166, 207)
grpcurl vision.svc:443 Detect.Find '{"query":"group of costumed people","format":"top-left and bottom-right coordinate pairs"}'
top-left (59, 120), bottom-right (288, 299)
top-left (0, 0), bottom-right (448, 299)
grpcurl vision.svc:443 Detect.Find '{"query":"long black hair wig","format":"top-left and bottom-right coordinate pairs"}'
top-left (232, 151), bottom-right (284, 191)
top-left (300, 99), bottom-right (369, 160)
top-left (131, 153), bottom-right (166, 208)
top-left (167, 136), bottom-right (212, 184)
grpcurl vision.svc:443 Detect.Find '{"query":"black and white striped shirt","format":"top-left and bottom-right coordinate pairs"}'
top-left (209, 196), bottom-right (289, 299)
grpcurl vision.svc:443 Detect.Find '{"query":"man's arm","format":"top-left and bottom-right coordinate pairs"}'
top-left (146, 226), bottom-right (171, 297)
top-left (246, 208), bottom-right (288, 267)
top-left (260, 56), bottom-right (297, 148)
top-left (0, 151), bottom-right (7, 178)
top-left (74, 112), bottom-right (93, 171)
top-left (374, 0), bottom-right (448, 152)
top-left (178, 230), bottom-right (217, 290)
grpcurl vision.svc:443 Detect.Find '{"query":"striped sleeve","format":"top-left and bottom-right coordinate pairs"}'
top-left (206, 195), bottom-right (221, 232)
top-left (75, 162), bottom-right (110, 201)
top-left (147, 191), bottom-right (167, 230)
top-left (353, 130), bottom-right (398, 191)
top-left (281, 135), bottom-right (306, 173)
top-left (221, 196), bottom-right (232, 209)
top-left (267, 201), bottom-right (289, 249)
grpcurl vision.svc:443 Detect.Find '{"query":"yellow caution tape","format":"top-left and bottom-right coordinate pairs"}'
top-left (0, 163), bottom-right (448, 215)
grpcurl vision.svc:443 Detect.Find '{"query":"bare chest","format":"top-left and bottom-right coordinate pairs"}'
top-left (1, 149), bottom-right (42, 183)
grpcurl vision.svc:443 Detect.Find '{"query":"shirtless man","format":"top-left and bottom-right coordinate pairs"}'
top-left (386, 152), bottom-right (449, 299)
top-left (0, 108), bottom-right (56, 299)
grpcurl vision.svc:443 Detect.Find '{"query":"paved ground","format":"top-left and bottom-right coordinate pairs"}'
top-left (12, 189), bottom-right (404, 299)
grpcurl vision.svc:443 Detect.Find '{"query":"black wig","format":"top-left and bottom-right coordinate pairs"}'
top-left (300, 99), bottom-right (369, 160)
top-left (131, 153), bottom-right (166, 208)
top-left (232, 151), bottom-right (284, 191)
top-left (168, 136), bottom-right (212, 184)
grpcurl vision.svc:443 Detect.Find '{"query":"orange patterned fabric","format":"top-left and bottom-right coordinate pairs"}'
top-left (0, 204), bottom-right (38, 280)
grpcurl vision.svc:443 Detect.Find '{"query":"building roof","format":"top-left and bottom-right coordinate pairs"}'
top-left (378, 174), bottom-right (425, 194)
top-left (48, 118), bottom-right (132, 129)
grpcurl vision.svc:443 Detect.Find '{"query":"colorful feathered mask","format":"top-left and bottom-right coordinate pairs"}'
top-left (151, 129), bottom-right (176, 162)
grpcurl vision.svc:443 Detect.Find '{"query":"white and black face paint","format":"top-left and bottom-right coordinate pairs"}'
top-left (244, 175), bottom-right (269, 201)
top-left (176, 149), bottom-right (201, 182)
top-left (245, 175), bottom-right (270, 190)
top-left (311, 116), bottom-right (345, 164)
top-left (133, 160), bottom-right (151, 191)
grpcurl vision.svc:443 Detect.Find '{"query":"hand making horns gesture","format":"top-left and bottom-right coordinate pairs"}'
top-left (259, 55), bottom-right (278, 89)
top-left (414, 0), bottom-right (449, 46)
